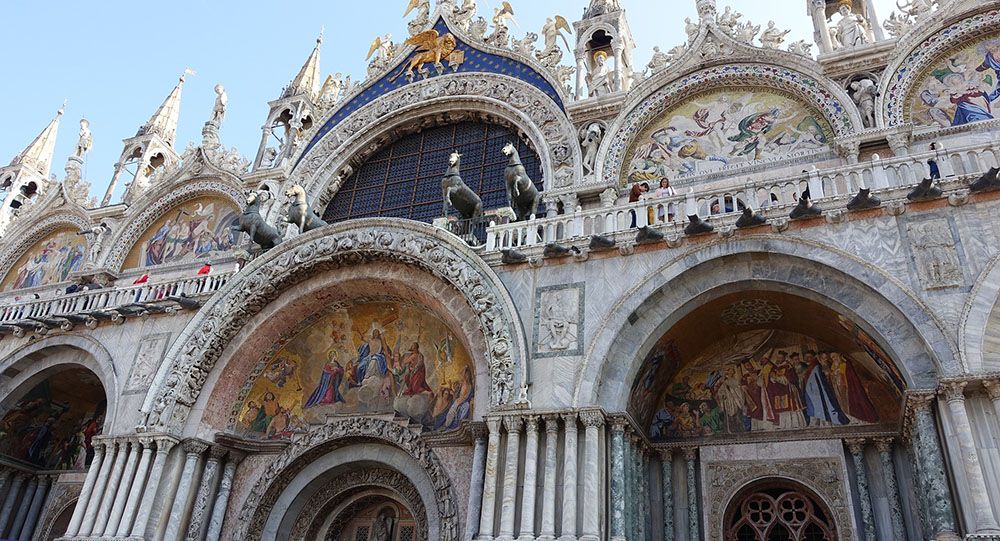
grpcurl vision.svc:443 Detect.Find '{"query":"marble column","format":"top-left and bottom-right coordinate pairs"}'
top-left (518, 416), bottom-right (540, 541)
top-left (18, 474), bottom-right (50, 541)
top-left (609, 419), bottom-right (626, 541)
top-left (941, 381), bottom-right (1000, 533)
top-left (845, 439), bottom-right (876, 541)
top-left (130, 437), bottom-right (178, 538)
top-left (660, 450), bottom-right (674, 541)
top-left (684, 448), bottom-right (699, 541)
top-left (539, 415), bottom-right (559, 541)
top-left (187, 446), bottom-right (227, 541)
top-left (65, 440), bottom-right (106, 536)
top-left (623, 437), bottom-right (634, 541)
top-left (498, 416), bottom-right (523, 540)
top-left (0, 468), bottom-right (12, 513)
top-left (94, 439), bottom-right (130, 534)
top-left (163, 439), bottom-right (209, 541)
top-left (985, 379), bottom-right (1000, 425)
top-left (611, 44), bottom-right (624, 93)
top-left (874, 438), bottom-right (906, 540)
top-left (8, 476), bottom-right (36, 539)
top-left (638, 447), bottom-right (647, 541)
top-left (574, 54), bottom-right (587, 99)
top-left (810, 0), bottom-right (834, 53)
top-left (910, 394), bottom-right (959, 540)
top-left (79, 439), bottom-right (118, 536)
top-left (105, 439), bottom-right (142, 535)
top-left (560, 412), bottom-right (578, 541)
top-left (579, 411), bottom-right (603, 541)
top-left (0, 472), bottom-right (25, 536)
top-left (117, 437), bottom-right (155, 537)
top-left (205, 450), bottom-right (245, 541)
top-left (467, 428), bottom-right (488, 541)
top-left (479, 417), bottom-right (503, 540)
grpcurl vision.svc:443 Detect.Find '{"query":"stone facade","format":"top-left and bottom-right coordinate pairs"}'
top-left (2, 1), bottom-right (1000, 540)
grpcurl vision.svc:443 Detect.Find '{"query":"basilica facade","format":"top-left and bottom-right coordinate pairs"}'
top-left (1, 0), bottom-right (1000, 539)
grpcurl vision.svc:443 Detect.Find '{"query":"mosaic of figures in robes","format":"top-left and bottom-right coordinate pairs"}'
top-left (2, 229), bottom-right (87, 291)
top-left (125, 196), bottom-right (239, 269)
top-left (0, 368), bottom-right (105, 469)
top-left (623, 88), bottom-right (833, 181)
top-left (632, 330), bottom-right (901, 442)
top-left (234, 301), bottom-right (475, 439)
top-left (910, 35), bottom-right (1000, 127)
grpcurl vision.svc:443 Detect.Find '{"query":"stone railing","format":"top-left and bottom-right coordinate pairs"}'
top-left (484, 140), bottom-right (1000, 252)
top-left (0, 271), bottom-right (234, 331)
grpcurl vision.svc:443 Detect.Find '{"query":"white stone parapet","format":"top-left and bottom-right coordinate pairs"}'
top-left (481, 139), bottom-right (1000, 252)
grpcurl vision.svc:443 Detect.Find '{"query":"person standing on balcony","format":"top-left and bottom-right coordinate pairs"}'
top-left (629, 182), bottom-right (649, 227)
top-left (197, 261), bottom-right (213, 294)
top-left (655, 178), bottom-right (676, 222)
top-left (928, 142), bottom-right (941, 180)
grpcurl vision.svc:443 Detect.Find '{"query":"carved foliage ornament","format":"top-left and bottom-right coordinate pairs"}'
top-left (144, 221), bottom-right (522, 433)
top-left (234, 418), bottom-right (457, 541)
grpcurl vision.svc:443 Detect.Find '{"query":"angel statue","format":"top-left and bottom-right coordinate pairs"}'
top-left (74, 118), bottom-right (93, 159)
top-left (759, 21), bottom-right (790, 49)
top-left (404, 0), bottom-right (432, 35)
top-left (211, 84), bottom-right (227, 125)
top-left (366, 34), bottom-right (396, 75)
top-left (536, 15), bottom-right (571, 67)
top-left (485, 1), bottom-right (515, 48)
top-left (452, 0), bottom-right (477, 32)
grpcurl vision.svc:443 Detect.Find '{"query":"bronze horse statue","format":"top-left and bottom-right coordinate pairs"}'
top-left (441, 151), bottom-right (483, 221)
top-left (502, 142), bottom-right (541, 222)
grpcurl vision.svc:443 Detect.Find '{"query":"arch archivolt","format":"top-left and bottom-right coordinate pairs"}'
top-left (290, 72), bottom-right (582, 200)
top-left (879, 5), bottom-right (1000, 127)
top-left (141, 219), bottom-right (526, 433)
top-left (959, 250), bottom-right (1000, 373)
top-left (235, 417), bottom-right (457, 541)
top-left (577, 237), bottom-right (956, 410)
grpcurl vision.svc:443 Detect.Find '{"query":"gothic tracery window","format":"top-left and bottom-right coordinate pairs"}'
top-left (726, 485), bottom-right (836, 541)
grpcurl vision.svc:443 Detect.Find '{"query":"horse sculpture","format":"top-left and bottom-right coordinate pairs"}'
top-left (231, 190), bottom-right (283, 251)
top-left (285, 184), bottom-right (328, 233)
top-left (442, 151), bottom-right (483, 220)
top-left (502, 142), bottom-right (541, 222)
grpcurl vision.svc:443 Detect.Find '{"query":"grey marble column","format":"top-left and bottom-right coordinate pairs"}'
top-left (130, 437), bottom-right (178, 538)
top-left (874, 438), bottom-right (906, 540)
top-left (65, 440), bottom-right (106, 536)
top-left (478, 417), bottom-right (503, 540)
top-left (186, 445), bottom-right (227, 541)
top-left (18, 474), bottom-right (50, 541)
top-left (8, 476), bottom-right (36, 539)
top-left (94, 439), bottom-right (130, 534)
top-left (941, 381), bottom-right (1000, 533)
top-left (684, 448), bottom-right (699, 541)
top-left (0, 468), bottom-right (13, 513)
top-left (609, 419), bottom-right (626, 541)
top-left (560, 412), bottom-right (578, 541)
top-left (79, 438), bottom-right (118, 536)
top-left (910, 394), bottom-right (959, 540)
top-left (0, 472), bottom-right (25, 537)
top-left (845, 439), bottom-right (876, 541)
top-left (539, 415), bottom-right (559, 541)
top-left (579, 411), bottom-right (603, 541)
top-left (117, 437), bottom-right (155, 537)
top-left (985, 380), bottom-right (1000, 428)
top-left (205, 450), bottom-right (245, 541)
top-left (105, 439), bottom-right (141, 535)
top-left (467, 428), bottom-right (488, 541)
top-left (624, 436), bottom-right (634, 541)
top-left (518, 416), bottom-right (540, 541)
top-left (638, 447), bottom-right (648, 541)
top-left (660, 450), bottom-right (674, 541)
top-left (163, 439), bottom-right (209, 541)
top-left (498, 416), bottom-right (523, 540)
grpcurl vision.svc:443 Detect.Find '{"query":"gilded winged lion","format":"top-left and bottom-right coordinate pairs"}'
top-left (390, 30), bottom-right (457, 82)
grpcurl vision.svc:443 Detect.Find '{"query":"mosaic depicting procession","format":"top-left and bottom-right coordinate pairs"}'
top-left (2, 0), bottom-right (1000, 540)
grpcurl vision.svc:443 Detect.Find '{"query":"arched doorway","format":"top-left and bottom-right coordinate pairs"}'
top-left (725, 481), bottom-right (837, 541)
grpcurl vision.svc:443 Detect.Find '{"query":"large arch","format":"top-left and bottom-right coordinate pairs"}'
top-left (141, 219), bottom-right (527, 433)
top-left (0, 212), bottom-right (90, 290)
top-left (577, 237), bottom-right (956, 411)
top-left (960, 250), bottom-right (1000, 373)
top-left (234, 418), bottom-right (458, 541)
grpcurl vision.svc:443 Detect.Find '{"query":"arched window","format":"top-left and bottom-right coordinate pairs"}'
top-left (725, 483), bottom-right (837, 541)
top-left (323, 121), bottom-right (542, 224)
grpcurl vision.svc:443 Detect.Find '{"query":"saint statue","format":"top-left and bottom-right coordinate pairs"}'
top-left (831, 4), bottom-right (870, 49)
top-left (588, 51), bottom-right (613, 97)
top-left (212, 84), bottom-right (228, 125)
top-left (74, 119), bottom-right (93, 159)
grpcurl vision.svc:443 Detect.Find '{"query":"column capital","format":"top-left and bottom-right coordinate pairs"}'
top-left (659, 448), bottom-right (673, 461)
top-left (984, 379), bottom-right (1000, 401)
top-left (155, 436), bottom-right (179, 454)
top-left (561, 411), bottom-right (578, 425)
top-left (503, 415), bottom-right (524, 433)
top-left (524, 415), bottom-right (540, 433)
top-left (682, 447), bottom-right (698, 461)
top-left (907, 391), bottom-right (937, 412)
top-left (580, 410), bottom-right (605, 428)
top-left (209, 446), bottom-right (229, 461)
top-left (543, 414), bottom-right (561, 433)
top-left (940, 381), bottom-right (968, 403)
top-left (182, 439), bottom-right (210, 455)
top-left (844, 438), bottom-right (868, 455)
top-left (137, 436), bottom-right (156, 447)
top-left (485, 416), bottom-right (503, 433)
top-left (874, 437), bottom-right (895, 453)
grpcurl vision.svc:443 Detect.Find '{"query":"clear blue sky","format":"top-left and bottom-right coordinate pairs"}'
top-left (1, 0), bottom-right (897, 201)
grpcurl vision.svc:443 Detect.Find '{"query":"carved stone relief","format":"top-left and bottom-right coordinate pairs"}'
top-left (124, 333), bottom-right (171, 394)
top-left (533, 282), bottom-right (585, 358)
top-left (906, 218), bottom-right (964, 290)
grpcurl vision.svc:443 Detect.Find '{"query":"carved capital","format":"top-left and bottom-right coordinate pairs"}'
top-left (209, 445), bottom-right (229, 461)
top-left (659, 448), bottom-right (673, 462)
top-left (886, 132), bottom-right (911, 157)
top-left (485, 417), bottom-right (503, 434)
top-left (940, 381), bottom-right (968, 404)
top-left (579, 410), bottom-right (605, 428)
top-left (503, 415), bottom-right (524, 434)
top-left (609, 415), bottom-right (629, 433)
top-left (524, 415), bottom-right (540, 433)
top-left (874, 437), bottom-right (895, 454)
top-left (682, 447), bottom-right (698, 461)
top-left (561, 411), bottom-right (578, 427)
top-left (984, 379), bottom-right (1000, 402)
top-left (155, 436), bottom-right (179, 454)
top-left (182, 439), bottom-right (210, 455)
top-left (844, 438), bottom-right (868, 455)
top-left (543, 414), bottom-right (561, 433)
top-left (226, 449), bottom-right (248, 466)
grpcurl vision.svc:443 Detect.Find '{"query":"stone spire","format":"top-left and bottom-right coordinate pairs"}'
top-left (282, 31), bottom-right (323, 101)
top-left (139, 72), bottom-right (187, 147)
top-left (10, 105), bottom-right (64, 178)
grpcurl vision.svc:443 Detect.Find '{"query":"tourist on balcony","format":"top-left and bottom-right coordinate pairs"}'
top-left (628, 182), bottom-right (649, 227)
top-left (197, 261), bottom-right (213, 294)
top-left (655, 178), bottom-right (676, 222)
top-left (132, 273), bottom-right (149, 303)
top-left (928, 142), bottom-right (941, 180)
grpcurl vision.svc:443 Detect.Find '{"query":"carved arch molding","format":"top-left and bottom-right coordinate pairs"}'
top-left (234, 418), bottom-right (456, 541)
top-left (289, 72), bottom-right (583, 200)
top-left (142, 219), bottom-right (526, 432)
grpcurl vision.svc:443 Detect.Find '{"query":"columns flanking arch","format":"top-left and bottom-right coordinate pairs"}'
top-left (141, 218), bottom-right (528, 433)
top-left (577, 236), bottom-right (958, 410)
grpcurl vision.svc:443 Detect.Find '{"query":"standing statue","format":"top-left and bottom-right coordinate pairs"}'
top-left (485, 1), bottom-right (514, 47)
top-left (366, 34), bottom-right (396, 74)
top-left (587, 51), bottom-right (613, 97)
top-left (541, 16), bottom-right (572, 53)
top-left (850, 78), bottom-right (879, 128)
top-left (646, 46), bottom-right (670, 74)
top-left (452, 0), bottom-right (478, 32)
top-left (831, 4), bottom-right (870, 49)
top-left (284, 185), bottom-right (328, 233)
top-left (211, 84), bottom-right (227, 125)
top-left (503, 142), bottom-right (541, 222)
top-left (74, 118), bottom-right (93, 159)
top-left (684, 17), bottom-right (700, 44)
top-left (233, 190), bottom-right (284, 251)
top-left (580, 122), bottom-right (604, 176)
top-left (759, 21), bottom-right (790, 49)
top-left (81, 223), bottom-right (109, 266)
top-left (787, 40), bottom-right (813, 57)
top-left (404, 0), bottom-right (432, 35)
top-left (441, 151), bottom-right (483, 221)
top-left (717, 6), bottom-right (742, 35)
top-left (733, 20), bottom-right (760, 43)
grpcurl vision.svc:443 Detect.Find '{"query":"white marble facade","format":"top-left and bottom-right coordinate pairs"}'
top-left (2, 0), bottom-right (1000, 540)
